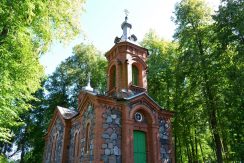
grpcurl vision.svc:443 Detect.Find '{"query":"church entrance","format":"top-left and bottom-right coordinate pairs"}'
top-left (133, 130), bottom-right (147, 163)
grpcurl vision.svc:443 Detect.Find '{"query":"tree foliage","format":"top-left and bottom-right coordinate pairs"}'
top-left (141, 31), bottom-right (178, 109)
top-left (5, 43), bottom-right (107, 162)
top-left (45, 43), bottom-right (107, 109)
top-left (213, 0), bottom-right (244, 160)
top-left (141, 0), bottom-right (243, 162)
top-left (0, 0), bottom-right (85, 142)
top-left (173, 0), bottom-right (225, 162)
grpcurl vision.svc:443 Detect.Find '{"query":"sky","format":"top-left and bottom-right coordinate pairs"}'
top-left (40, 0), bottom-right (220, 75)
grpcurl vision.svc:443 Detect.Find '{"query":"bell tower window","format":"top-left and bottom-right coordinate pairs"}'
top-left (132, 65), bottom-right (139, 86)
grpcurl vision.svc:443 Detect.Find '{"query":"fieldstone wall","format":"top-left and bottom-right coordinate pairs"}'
top-left (80, 104), bottom-right (95, 162)
top-left (68, 122), bottom-right (81, 162)
top-left (101, 106), bottom-right (122, 163)
top-left (43, 136), bottom-right (51, 162)
top-left (159, 118), bottom-right (171, 163)
top-left (44, 117), bottom-right (64, 163)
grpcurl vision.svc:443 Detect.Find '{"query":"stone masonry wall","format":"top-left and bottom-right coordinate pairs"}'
top-left (159, 118), bottom-right (171, 163)
top-left (101, 106), bottom-right (121, 163)
top-left (80, 104), bottom-right (95, 162)
top-left (44, 117), bottom-right (64, 163)
top-left (68, 122), bottom-right (81, 162)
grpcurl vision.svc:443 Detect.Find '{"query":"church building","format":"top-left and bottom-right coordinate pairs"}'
top-left (43, 15), bottom-right (174, 163)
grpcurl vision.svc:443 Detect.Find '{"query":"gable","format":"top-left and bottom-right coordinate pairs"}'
top-left (45, 106), bottom-right (78, 138)
top-left (78, 91), bottom-right (97, 112)
top-left (125, 93), bottom-right (174, 118)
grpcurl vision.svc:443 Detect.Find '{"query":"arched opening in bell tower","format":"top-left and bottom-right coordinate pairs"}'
top-left (109, 65), bottom-right (116, 90)
top-left (132, 64), bottom-right (139, 86)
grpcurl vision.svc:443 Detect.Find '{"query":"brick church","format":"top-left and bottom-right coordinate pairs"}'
top-left (43, 15), bottom-right (174, 163)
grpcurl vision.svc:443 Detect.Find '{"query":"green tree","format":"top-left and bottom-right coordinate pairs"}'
top-left (45, 43), bottom-right (107, 109)
top-left (0, 0), bottom-right (85, 142)
top-left (141, 30), bottom-right (214, 162)
top-left (16, 83), bottom-right (47, 163)
top-left (8, 43), bottom-right (107, 162)
top-left (172, 0), bottom-right (244, 161)
top-left (173, 0), bottom-right (223, 161)
top-left (0, 155), bottom-right (8, 163)
top-left (0, 80), bottom-right (48, 162)
top-left (141, 31), bottom-right (178, 109)
top-left (213, 0), bottom-right (244, 160)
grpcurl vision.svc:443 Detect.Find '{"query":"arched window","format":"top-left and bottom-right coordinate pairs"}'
top-left (51, 133), bottom-right (58, 162)
top-left (85, 123), bottom-right (90, 153)
top-left (110, 65), bottom-right (116, 88)
top-left (74, 132), bottom-right (79, 159)
top-left (132, 65), bottom-right (139, 86)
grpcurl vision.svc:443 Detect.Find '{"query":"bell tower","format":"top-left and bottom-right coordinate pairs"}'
top-left (106, 13), bottom-right (148, 97)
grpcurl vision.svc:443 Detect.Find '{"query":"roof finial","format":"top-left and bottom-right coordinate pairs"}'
top-left (124, 9), bottom-right (129, 20)
top-left (82, 72), bottom-right (93, 92)
top-left (88, 72), bottom-right (91, 86)
top-left (114, 10), bottom-right (137, 44)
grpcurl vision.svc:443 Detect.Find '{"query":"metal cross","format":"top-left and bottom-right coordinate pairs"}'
top-left (124, 9), bottom-right (129, 17)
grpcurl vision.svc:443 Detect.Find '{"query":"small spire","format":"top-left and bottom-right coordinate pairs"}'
top-left (121, 9), bottom-right (132, 30)
top-left (121, 9), bottom-right (132, 41)
top-left (82, 72), bottom-right (93, 92)
top-left (114, 9), bottom-right (137, 44)
top-left (87, 72), bottom-right (91, 87)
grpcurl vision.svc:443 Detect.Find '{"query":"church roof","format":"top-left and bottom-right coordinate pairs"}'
top-left (57, 106), bottom-right (78, 120)
top-left (123, 92), bottom-right (174, 116)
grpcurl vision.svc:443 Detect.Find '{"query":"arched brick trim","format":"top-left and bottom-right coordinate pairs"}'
top-left (80, 104), bottom-right (95, 162)
top-left (51, 132), bottom-right (59, 162)
top-left (129, 104), bottom-right (156, 125)
top-left (125, 104), bottom-right (159, 163)
top-left (73, 130), bottom-right (80, 163)
top-left (84, 122), bottom-right (91, 154)
top-left (108, 64), bottom-right (116, 90)
top-left (132, 56), bottom-right (147, 69)
top-left (131, 57), bottom-right (147, 89)
top-left (132, 64), bottom-right (139, 86)
top-left (107, 61), bottom-right (116, 73)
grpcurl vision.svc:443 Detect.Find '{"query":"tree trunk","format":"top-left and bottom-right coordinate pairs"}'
top-left (221, 132), bottom-right (228, 161)
top-left (203, 67), bottom-right (223, 163)
top-left (178, 137), bottom-right (183, 163)
top-left (189, 134), bottom-right (195, 162)
top-left (19, 144), bottom-right (25, 163)
top-left (194, 130), bottom-right (198, 163)
top-left (194, 28), bottom-right (223, 163)
top-left (210, 108), bottom-right (223, 163)
top-left (184, 132), bottom-right (192, 163)
top-left (199, 140), bottom-right (205, 162)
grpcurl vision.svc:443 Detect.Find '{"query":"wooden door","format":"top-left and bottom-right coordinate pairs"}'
top-left (133, 130), bottom-right (147, 163)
